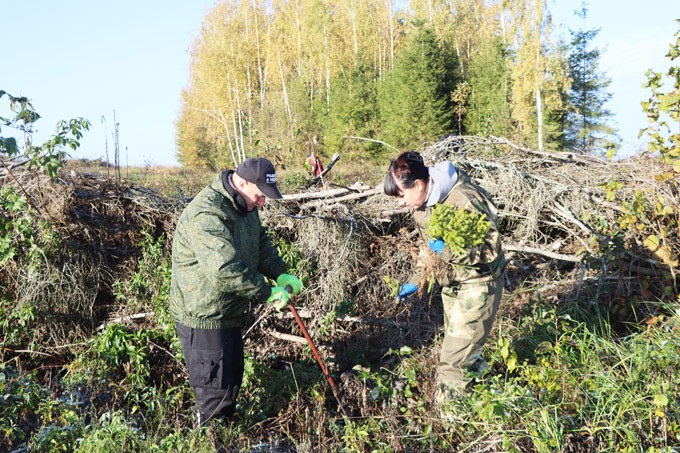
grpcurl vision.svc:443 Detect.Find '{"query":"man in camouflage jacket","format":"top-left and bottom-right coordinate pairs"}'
top-left (170, 157), bottom-right (300, 424)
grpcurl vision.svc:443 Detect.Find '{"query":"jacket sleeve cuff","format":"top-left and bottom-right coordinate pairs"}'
top-left (257, 285), bottom-right (272, 303)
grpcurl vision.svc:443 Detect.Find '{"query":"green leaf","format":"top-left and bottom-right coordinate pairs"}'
top-left (370, 387), bottom-right (381, 400)
top-left (0, 137), bottom-right (19, 156)
top-left (399, 346), bottom-right (413, 356)
top-left (653, 394), bottom-right (669, 407)
top-left (606, 147), bottom-right (617, 160)
top-left (672, 159), bottom-right (680, 173)
top-left (535, 341), bottom-right (553, 355)
top-left (643, 235), bottom-right (660, 251)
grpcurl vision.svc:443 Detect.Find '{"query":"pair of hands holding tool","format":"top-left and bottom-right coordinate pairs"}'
top-left (266, 273), bottom-right (303, 310)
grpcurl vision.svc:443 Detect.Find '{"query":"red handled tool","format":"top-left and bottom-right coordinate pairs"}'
top-left (287, 303), bottom-right (349, 419)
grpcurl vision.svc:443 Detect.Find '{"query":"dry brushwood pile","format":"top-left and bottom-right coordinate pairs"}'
top-left (1, 160), bottom-right (180, 346)
top-left (252, 136), bottom-right (679, 406)
top-left (1, 135), bottom-right (678, 435)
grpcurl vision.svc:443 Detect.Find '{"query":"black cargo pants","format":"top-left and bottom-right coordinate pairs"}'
top-left (176, 323), bottom-right (244, 424)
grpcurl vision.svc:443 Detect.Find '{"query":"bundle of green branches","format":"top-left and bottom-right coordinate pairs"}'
top-left (425, 204), bottom-right (490, 258)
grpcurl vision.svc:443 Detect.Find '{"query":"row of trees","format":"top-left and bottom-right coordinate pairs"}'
top-left (176, 0), bottom-right (615, 169)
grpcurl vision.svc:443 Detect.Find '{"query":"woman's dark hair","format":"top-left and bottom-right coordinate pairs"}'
top-left (384, 151), bottom-right (429, 196)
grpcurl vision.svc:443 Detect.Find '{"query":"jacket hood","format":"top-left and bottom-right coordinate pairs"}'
top-left (425, 161), bottom-right (458, 207)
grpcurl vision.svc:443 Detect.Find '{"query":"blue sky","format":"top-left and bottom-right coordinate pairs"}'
top-left (548, 0), bottom-right (678, 156)
top-left (2, 1), bottom-right (678, 166)
top-left (2, 0), bottom-right (213, 166)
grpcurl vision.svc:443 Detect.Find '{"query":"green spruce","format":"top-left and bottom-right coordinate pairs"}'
top-left (378, 23), bottom-right (458, 149)
top-left (425, 204), bottom-right (491, 258)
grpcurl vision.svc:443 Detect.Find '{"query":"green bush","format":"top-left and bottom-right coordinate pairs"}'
top-left (0, 186), bottom-right (36, 266)
top-left (0, 90), bottom-right (90, 178)
top-left (114, 230), bottom-right (174, 331)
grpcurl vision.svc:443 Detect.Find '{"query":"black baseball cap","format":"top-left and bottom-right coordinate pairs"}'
top-left (235, 157), bottom-right (283, 199)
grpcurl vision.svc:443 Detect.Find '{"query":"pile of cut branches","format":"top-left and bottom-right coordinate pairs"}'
top-left (256, 135), bottom-right (678, 349)
top-left (0, 165), bottom-right (178, 347)
top-left (3, 134), bottom-right (676, 353)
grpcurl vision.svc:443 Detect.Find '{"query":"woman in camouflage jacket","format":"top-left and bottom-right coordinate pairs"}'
top-left (384, 151), bottom-right (505, 404)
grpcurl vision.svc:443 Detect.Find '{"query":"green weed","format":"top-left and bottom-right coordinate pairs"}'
top-left (0, 365), bottom-right (47, 450)
top-left (0, 186), bottom-right (36, 266)
top-left (113, 230), bottom-right (173, 331)
top-left (275, 237), bottom-right (313, 282)
top-left (280, 171), bottom-right (309, 191)
top-left (74, 411), bottom-right (143, 453)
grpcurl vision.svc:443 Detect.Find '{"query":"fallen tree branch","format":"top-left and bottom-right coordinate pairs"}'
top-left (379, 207), bottom-right (410, 217)
top-left (625, 264), bottom-right (667, 276)
top-left (506, 244), bottom-right (676, 274)
top-left (301, 187), bottom-right (380, 209)
top-left (343, 136), bottom-right (399, 151)
top-left (505, 243), bottom-right (582, 263)
top-left (97, 312), bottom-right (155, 331)
top-left (0, 157), bottom-right (28, 177)
top-left (243, 304), bottom-right (276, 340)
top-left (147, 339), bottom-right (184, 365)
top-left (267, 329), bottom-right (308, 345)
top-left (307, 153), bottom-right (341, 187)
top-left (2, 347), bottom-right (55, 358)
top-left (490, 136), bottom-right (606, 165)
top-left (283, 186), bottom-right (363, 201)
top-left (551, 202), bottom-right (595, 235)
top-left (274, 309), bottom-right (411, 326)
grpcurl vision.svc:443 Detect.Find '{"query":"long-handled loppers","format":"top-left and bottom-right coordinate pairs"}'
top-left (287, 303), bottom-right (350, 420)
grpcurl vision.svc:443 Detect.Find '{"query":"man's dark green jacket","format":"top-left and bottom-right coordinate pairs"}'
top-left (169, 174), bottom-right (287, 329)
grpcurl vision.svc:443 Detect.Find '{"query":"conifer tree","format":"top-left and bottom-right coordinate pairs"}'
top-left (465, 35), bottom-right (514, 137)
top-left (378, 23), bottom-right (458, 150)
top-left (563, 2), bottom-right (617, 154)
top-left (323, 60), bottom-right (380, 157)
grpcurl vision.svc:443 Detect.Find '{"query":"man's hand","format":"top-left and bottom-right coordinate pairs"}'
top-left (267, 286), bottom-right (291, 310)
top-left (397, 283), bottom-right (418, 300)
top-left (276, 273), bottom-right (303, 295)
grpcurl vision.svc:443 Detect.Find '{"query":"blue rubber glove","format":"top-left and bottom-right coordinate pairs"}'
top-left (429, 238), bottom-right (445, 254)
top-left (276, 273), bottom-right (303, 295)
top-left (397, 283), bottom-right (418, 300)
top-left (267, 286), bottom-right (291, 310)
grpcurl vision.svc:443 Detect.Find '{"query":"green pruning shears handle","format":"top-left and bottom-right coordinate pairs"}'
top-left (267, 274), bottom-right (302, 311)
top-left (276, 273), bottom-right (302, 295)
